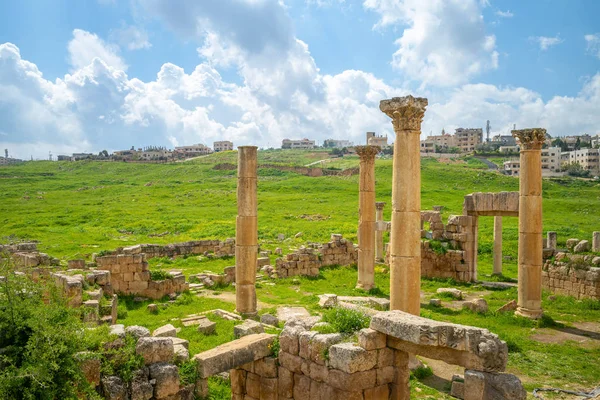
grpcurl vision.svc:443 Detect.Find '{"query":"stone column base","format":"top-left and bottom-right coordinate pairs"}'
top-left (514, 307), bottom-right (543, 320)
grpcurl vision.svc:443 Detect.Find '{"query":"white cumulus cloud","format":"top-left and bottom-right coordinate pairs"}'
top-left (110, 24), bottom-right (152, 50)
top-left (530, 35), bottom-right (564, 51)
top-left (68, 29), bottom-right (127, 71)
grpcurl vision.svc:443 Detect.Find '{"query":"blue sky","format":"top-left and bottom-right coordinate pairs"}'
top-left (0, 0), bottom-right (599, 159)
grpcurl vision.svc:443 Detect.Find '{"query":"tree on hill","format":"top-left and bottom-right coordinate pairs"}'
top-left (562, 161), bottom-right (590, 178)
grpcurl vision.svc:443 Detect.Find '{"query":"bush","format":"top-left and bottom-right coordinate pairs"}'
top-left (100, 334), bottom-right (145, 382)
top-left (411, 365), bottom-right (433, 380)
top-left (150, 269), bottom-right (170, 281)
top-left (321, 307), bottom-right (370, 334)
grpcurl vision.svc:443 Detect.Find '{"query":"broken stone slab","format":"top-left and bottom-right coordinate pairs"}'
top-left (260, 313), bottom-right (279, 327)
top-left (496, 300), bottom-right (517, 313)
top-left (370, 310), bottom-right (508, 372)
top-left (136, 337), bottom-right (174, 365)
top-left (429, 298), bottom-right (442, 307)
top-left (436, 288), bottom-right (464, 299)
top-left (574, 240), bottom-right (590, 253)
top-left (193, 333), bottom-right (276, 378)
top-left (197, 319), bottom-right (216, 335)
top-left (234, 319), bottom-right (264, 338)
top-left (462, 298), bottom-right (488, 313)
top-left (478, 281), bottom-right (516, 290)
top-left (171, 337), bottom-right (189, 349)
top-left (368, 297), bottom-right (390, 311)
top-left (125, 326), bottom-right (150, 339)
top-left (277, 306), bottom-right (311, 322)
top-left (318, 294), bottom-right (338, 308)
top-left (181, 315), bottom-right (208, 327)
top-left (212, 309), bottom-right (242, 320)
top-left (328, 342), bottom-right (377, 373)
top-left (463, 370), bottom-right (526, 400)
top-left (174, 344), bottom-right (190, 363)
top-left (153, 323), bottom-right (177, 338)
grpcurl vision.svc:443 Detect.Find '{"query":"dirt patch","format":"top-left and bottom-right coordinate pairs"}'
top-left (530, 321), bottom-right (600, 348)
top-left (198, 291), bottom-right (271, 310)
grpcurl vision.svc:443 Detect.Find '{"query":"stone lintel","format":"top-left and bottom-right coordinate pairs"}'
top-left (355, 145), bottom-right (381, 161)
top-left (370, 311), bottom-right (507, 372)
top-left (380, 95), bottom-right (428, 132)
top-left (193, 333), bottom-right (275, 378)
top-left (511, 128), bottom-right (546, 150)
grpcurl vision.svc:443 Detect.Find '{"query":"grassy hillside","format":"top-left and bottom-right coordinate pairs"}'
top-left (1, 150), bottom-right (599, 279)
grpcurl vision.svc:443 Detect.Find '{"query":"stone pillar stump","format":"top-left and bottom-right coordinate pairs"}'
top-left (493, 216), bottom-right (503, 275)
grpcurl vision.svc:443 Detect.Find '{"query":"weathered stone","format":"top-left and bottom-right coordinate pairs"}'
top-left (309, 333), bottom-right (344, 365)
top-left (436, 288), bottom-right (463, 299)
top-left (279, 325), bottom-right (303, 355)
top-left (293, 373), bottom-right (310, 399)
top-left (75, 352), bottom-right (101, 387)
top-left (318, 294), bottom-right (338, 308)
top-left (464, 370), bottom-right (526, 400)
top-left (197, 319), bottom-right (216, 335)
top-left (153, 323), bottom-right (177, 337)
top-left (109, 324), bottom-right (126, 338)
top-left (193, 333), bottom-right (276, 378)
top-left (327, 369), bottom-right (377, 392)
top-left (574, 240), bottom-right (590, 253)
top-left (126, 325), bottom-right (151, 339)
top-left (364, 384), bottom-right (389, 400)
top-left (328, 342), bottom-right (377, 373)
top-left (462, 298), bottom-right (488, 313)
top-left (278, 367), bottom-right (293, 398)
top-left (566, 239), bottom-right (579, 251)
top-left (358, 328), bottom-right (387, 351)
top-left (260, 313), bottom-right (279, 327)
top-left (147, 304), bottom-right (158, 313)
top-left (170, 337), bottom-right (189, 350)
top-left (136, 337), bottom-right (174, 365)
top-left (101, 375), bottom-right (127, 400)
top-left (451, 380), bottom-right (465, 399)
top-left (130, 367), bottom-right (153, 400)
top-left (149, 363), bottom-right (180, 399)
top-left (429, 298), bottom-right (442, 307)
top-left (254, 356), bottom-right (278, 378)
top-left (370, 310), bottom-right (508, 372)
top-left (174, 344), bottom-right (190, 363)
top-left (496, 300), bottom-right (517, 313)
top-left (277, 306), bottom-right (311, 322)
top-left (234, 319), bottom-right (264, 338)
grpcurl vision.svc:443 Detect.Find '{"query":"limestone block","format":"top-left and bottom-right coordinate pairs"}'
top-left (436, 287), bottom-right (463, 299)
top-left (328, 342), bottom-right (377, 373)
top-left (574, 240), bottom-right (590, 253)
top-left (254, 356), bottom-right (278, 378)
top-left (566, 239), bottom-right (579, 251)
top-left (260, 313), bottom-right (279, 327)
top-left (309, 333), bottom-right (344, 365)
top-left (377, 347), bottom-right (394, 368)
top-left (463, 370), bottom-right (526, 400)
top-left (277, 367), bottom-right (293, 398)
top-left (136, 337), bottom-right (174, 365)
top-left (462, 298), bottom-right (488, 313)
top-left (126, 325), bottom-right (150, 339)
top-left (75, 352), bottom-right (101, 387)
top-left (364, 384), bottom-right (389, 400)
top-left (149, 363), bottom-right (180, 399)
top-left (234, 319), bottom-right (264, 338)
top-left (153, 324), bottom-right (177, 338)
top-left (429, 299), bottom-right (442, 307)
top-left (327, 369), bottom-right (377, 392)
top-left (197, 319), bottom-right (217, 335)
top-left (230, 369), bottom-right (246, 395)
top-left (101, 375), bottom-right (128, 400)
top-left (377, 365), bottom-right (394, 385)
top-left (279, 326), bottom-right (303, 355)
top-left (110, 324), bottom-right (126, 338)
top-left (130, 367), bottom-right (153, 400)
top-left (370, 310), bottom-right (508, 372)
top-left (193, 333), bottom-right (275, 378)
top-left (298, 330), bottom-right (318, 359)
top-left (279, 352), bottom-right (303, 374)
top-left (358, 328), bottom-right (387, 351)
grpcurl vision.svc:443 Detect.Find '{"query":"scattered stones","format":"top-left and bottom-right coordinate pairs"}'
top-left (318, 294), bottom-right (338, 308)
top-left (294, 232), bottom-right (303, 238)
top-left (135, 337), bottom-right (174, 365)
top-left (429, 298), bottom-right (442, 307)
top-left (197, 319), bottom-right (217, 335)
top-left (462, 298), bottom-right (488, 313)
top-left (436, 287), bottom-right (464, 299)
top-left (181, 315), bottom-right (209, 327)
top-left (147, 304), bottom-right (158, 313)
top-left (234, 319), bottom-right (264, 338)
top-left (260, 313), bottom-right (279, 327)
top-left (496, 300), bottom-right (517, 313)
top-left (152, 324), bottom-right (177, 338)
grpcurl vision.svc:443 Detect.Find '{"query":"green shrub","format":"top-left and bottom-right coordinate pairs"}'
top-left (311, 323), bottom-right (338, 334)
top-left (150, 269), bottom-right (170, 281)
top-left (411, 365), bottom-right (433, 380)
top-left (100, 334), bottom-right (145, 383)
top-left (178, 360), bottom-right (198, 386)
top-left (268, 338), bottom-right (280, 357)
top-left (321, 307), bottom-right (370, 334)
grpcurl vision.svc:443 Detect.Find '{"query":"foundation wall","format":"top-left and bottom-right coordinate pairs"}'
top-left (111, 239), bottom-right (236, 260)
top-left (542, 256), bottom-right (600, 299)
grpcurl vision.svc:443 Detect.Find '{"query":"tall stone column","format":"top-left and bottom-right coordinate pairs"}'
top-left (493, 216), bottom-right (503, 275)
top-left (236, 146), bottom-right (258, 318)
top-left (356, 145), bottom-right (380, 291)
top-left (512, 129), bottom-right (545, 319)
top-left (593, 232), bottom-right (600, 252)
top-left (381, 96), bottom-right (428, 314)
top-left (375, 202), bottom-right (386, 262)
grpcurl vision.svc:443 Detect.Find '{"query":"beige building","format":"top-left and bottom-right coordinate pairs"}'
top-left (455, 128), bottom-right (482, 153)
top-left (366, 132), bottom-right (388, 148)
top-left (504, 147), bottom-right (563, 176)
top-left (214, 141), bottom-right (234, 152)
top-left (281, 138), bottom-right (315, 149)
top-left (420, 131), bottom-right (457, 153)
top-left (562, 148), bottom-right (600, 174)
top-left (174, 144), bottom-right (213, 158)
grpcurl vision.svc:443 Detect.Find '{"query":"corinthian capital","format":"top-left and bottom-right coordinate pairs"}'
top-left (512, 128), bottom-right (546, 150)
top-left (380, 95), bottom-right (428, 132)
top-left (355, 145), bottom-right (381, 161)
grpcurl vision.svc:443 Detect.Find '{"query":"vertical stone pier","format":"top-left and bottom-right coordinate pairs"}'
top-left (356, 145), bottom-right (380, 291)
top-left (380, 96), bottom-right (428, 314)
top-left (493, 216), bottom-right (503, 275)
top-left (547, 231), bottom-right (557, 250)
top-left (593, 232), bottom-right (600, 253)
top-left (512, 129), bottom-right (545, 319)
top-left (375, 202), bottom-right (386, 262)
top-left (236, 146), bottom-right (258, 318)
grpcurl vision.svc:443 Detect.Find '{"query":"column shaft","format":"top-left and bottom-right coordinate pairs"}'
top-left (375, 202), bottom-right (386, 261)
top-left (236, 146), bottom-right (258, 317)
top-left (493, 216), bottom-right (503, 275)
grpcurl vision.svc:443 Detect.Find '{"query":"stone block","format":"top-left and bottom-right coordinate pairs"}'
top-left (260, 376), bottom-right (278, 400)
top-left (174, 344), bottom-right (189, 363)
top-left (254, 356), bottom-right (278, 378)
top-left (377, 366), bottom-right (394, 385)
top-left (136, 337), bottom-right (174, 365)
top-left (298, 331), bottom-right (318, 359)
top-left (130, 367), bottom-right (153, 400)
top-left (309, 333), bottom-right (343, 365)
top-left (279, 352), bottom-right (303, 374)
top-left (153, 324), bottom-right (177, 338)
top-left (197, 319), bottom-right (216, 335)
top-left (126, 325), bottom-right (151, 339)
top-left (436, 287), bottom-right (463, 299)
top-left (293, 373), bottom-right (310, 399)
top-left (230, 369), bottom-right (246, 395)
top-left (278, 367), bottom-right (293, 398)
top-left (149, 363), bottom-right (180, 399)
top-left (464, 370), bottom-right (526, 400)
top-left (318, 293), bottom-right (338, 308)
top-left (364, 384), bottom-right (389, 400)
top-left (101, 375), bottom-right (127, 400)
top-left (246, 372), bottom-right (260, 398)
top-left (462, 298), bottom-right (488, 313)
top-left (327, 369), bottom-right (376, 392)
top-left (574, 240), bottom-right (590, 253)
top-left (309, 361), bottom-right (329, 382)
top-left (358, 328), bottom-right (387, 351)
top-left (234, 319), bottom-right (264, 338)
top-left (75, 352), bottom-right (101, 387)
top-left (279, 326), bottom-right (303, 355)
top-left (260, 313), bottom-right (279, 327)
top-left (328, 342), bottom-right (377, 373)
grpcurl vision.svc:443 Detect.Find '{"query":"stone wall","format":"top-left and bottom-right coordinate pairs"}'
top-left (274, 234), bottom-right (357, 278)
top-left (0, 242), bottom-right (60, 268)
top-left (96, 254), bottom-right (188, 299)
top-left (542, 254), bottom-right (600, 299)
top-left (113, 239), bottom-right (235, 260)
top-left (421, 242), bottom-right (469, 281)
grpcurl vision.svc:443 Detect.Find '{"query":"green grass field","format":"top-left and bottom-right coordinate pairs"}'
top-left (2, 150), bottom-right (600, 398)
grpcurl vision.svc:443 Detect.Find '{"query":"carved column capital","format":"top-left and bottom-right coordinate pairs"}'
top-left (512, 128), bottom-right (546, 150)
top-left (380, 95), bottom-right (428, 132)
top-left (355, 145), bottom-right (381, 161)
top-left (375, 202), bottom-right (386, 211)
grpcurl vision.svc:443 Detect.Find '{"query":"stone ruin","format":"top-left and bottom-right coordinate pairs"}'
top-left (107, 238), bottom-right (235, 260)
top-left (0, 242), bottom-right (60, 268)
top-left (541, 231), bottom-right (600, 300)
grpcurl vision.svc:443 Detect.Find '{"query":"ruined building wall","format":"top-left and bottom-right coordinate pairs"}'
top-left (542, 254), bottom-right (600, 300)
top-left (110, 239), bottom-right (235, 260)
